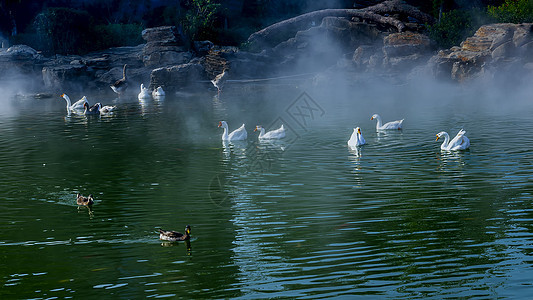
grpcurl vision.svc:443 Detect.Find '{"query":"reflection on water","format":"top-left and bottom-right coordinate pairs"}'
top-left (1, 84), bottom-right (533, 298)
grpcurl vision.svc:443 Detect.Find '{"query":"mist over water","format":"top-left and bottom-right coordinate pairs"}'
top-left (1, 70), bottom-right (533, 298)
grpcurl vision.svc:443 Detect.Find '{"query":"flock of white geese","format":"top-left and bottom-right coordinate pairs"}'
top-left (218, 113), bottom-right (470, 151)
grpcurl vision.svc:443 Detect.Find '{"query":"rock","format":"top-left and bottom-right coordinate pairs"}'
top-left (0, 45), bottom-right (47, 77)
top-left (141, 26), bottom-right (183, 45)
top-left (382, 32), bottom-right (431, 71)
top-left (142, 26), bottom-right (191, 67)
top-left (513, 24), bottom-right (533, 47)
top-left (42, 64), bottom-right (90, 92)
top-left (352, 45), bottom-right (378, 69)
top-left (150, 63), bottom-right (209, 91)
top-left (429, 23), bottom-right (533, 82)
top-left (193, 41), bottom-right (214, 56)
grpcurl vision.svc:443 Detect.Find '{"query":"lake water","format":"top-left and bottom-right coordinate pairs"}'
top-left (1, 80), bottom-right (533, 299)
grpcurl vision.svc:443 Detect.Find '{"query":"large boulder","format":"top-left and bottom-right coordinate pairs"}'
top-left (0, 45), bottom-right (47, 77)
top-left (382, 31), bottom-right (432, 71)
top-left (42, 64), bottom-right (90, 92)
top-left (429, 23), bottom-right (533, 82)
top-left (150, 62), bottom-right (209, 91)
top-left (141, 26), bottom-right (192, 67)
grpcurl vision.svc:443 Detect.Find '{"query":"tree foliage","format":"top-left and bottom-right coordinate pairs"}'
top-left (427, 9), bottom-right (488, 49)
top-left (488, 0), bottom-right (533, 23)
top-left (183, 0), bottom-right (221, 42)
top-left (33, 7), bottom-right (94, 55)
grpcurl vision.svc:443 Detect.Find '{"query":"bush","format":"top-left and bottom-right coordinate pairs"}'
top-left (427, 9), bottom-right (489, 49)
top-left (91, 23), bottom-right (144, 50)
top-left (32, 7), bottom-right (95, 55)
top-left (488, 0), bottom-right (533, 23)
top-left (183, 0), bottom-right (221, 43)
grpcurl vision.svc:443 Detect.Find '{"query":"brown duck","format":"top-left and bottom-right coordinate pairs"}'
top-left (158, 225), bottom-right (191, 242)
top-left (76, 193), bottom-right (94, 206)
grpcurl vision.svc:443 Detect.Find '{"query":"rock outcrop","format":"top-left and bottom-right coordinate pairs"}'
top-left (429, 23), bottom-right (533, 82)
top-left (234, 0), bottom-right (435, 83)
top-left (142, 26), bottom-right (192, 67)
top-left (0, 45), bottom-right (47, 78)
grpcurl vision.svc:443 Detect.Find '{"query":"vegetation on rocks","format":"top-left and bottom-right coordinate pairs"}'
top-left (2, 0), bottom-right (533, 55)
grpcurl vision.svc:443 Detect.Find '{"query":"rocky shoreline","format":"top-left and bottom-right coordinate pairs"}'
top-left (1, 0), bottom-right (532, 96)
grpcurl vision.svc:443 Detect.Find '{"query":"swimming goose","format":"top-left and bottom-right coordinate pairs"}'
top-left (211, 69), bottom-right (228, 94)
top-left (138, 83), bottom-right (151, 99)
top-left (61, 94), bottom-right (88, 112)
top-left (152, 86), bottom-right (165, 98)
top-left (255, 125), bottom-right (286, 139)
top-left (347, 127), bottom-right (366, 147)
top-left (158, 225), bottom-right (191, 241)
top-left (83, 102), bottom-right (100, 115)
top-left (218, 121), bottom-right (247, 141)
top-left (110, 64), bottom-right (128, 95)
top-left (76, 193), bottom-right (94, 206)
top-left (436, 129), bottom-right (470, 150)
top-left (95, 103), bottom-right (117, 114)
top-left (371, 114), bottom-right (404, 130)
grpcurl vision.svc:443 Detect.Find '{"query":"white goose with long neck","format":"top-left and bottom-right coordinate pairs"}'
top-left (218, 121), bottom-right (247, 141)
top-left (347, 127), bottom-right (365, 147)
top-left (371, 113), bottom-right (403, 130)
top-left (436, 129), bottom-right (470, 150)
top-left (255, 125), bottom-right (285, 139)
top-left (61, 94), bottom-right (88, 113)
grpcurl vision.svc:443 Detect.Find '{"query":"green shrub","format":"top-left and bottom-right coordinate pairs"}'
top-left (32, 7), bottom-right (95, 55)
top-left (183, 0), bottom-right (221, 43)
top-left (91, 23), bottom-right (144, 50)
top-left (427, 9), bottom-right (488, 49)
top-left (488, 0), bottom-right (533, 23)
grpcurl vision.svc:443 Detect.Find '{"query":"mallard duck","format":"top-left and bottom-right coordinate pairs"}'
top-left (255, 125), bottom-right (286, 139)
top-left (211, 69), bottom-right (228, 94)
top-left (152, 86), bottom-right (165, 98)
top-left (371, 114), bottom-right (404, 130)
top-left (347, 127), bottom-right (366, 147)
top-left (83, 102), bottom-right (100, 115)
top-left (76, 193), bottom-right (94, 206)
top-left (218, 121), bottom-right (247, 141)
top-left (110, 64), bottom-right (128, 95)
top-left (61, 94), bottom-right (88, 112)
top-left (138, 83), bottom-right (151, 99)
top-left (95, 103), bottom-right (116, 114)
top-left (158, 225), bottom-right (191, 241)
top-left (436, 129), bottom-right (470, 150)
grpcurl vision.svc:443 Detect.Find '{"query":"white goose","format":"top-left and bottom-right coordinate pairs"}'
top-left (371, 114), bottom-right (404, 130)
top-left (61, 94), bottom-right (88, 112)
top-left (436, 129), bottom-right (470, 151)
top-left (138, 83), bottom-right (151, 99)
top-left (347, 127), bottom-right (366, 147)
top-left (254, 125), bottom-right (285, 139)
top-left (218, 121), bottom-right (247, 141)
top-left (95, 103), bottom-right (117, 114)
top-left (152, 86), bottom-right (165, 98)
